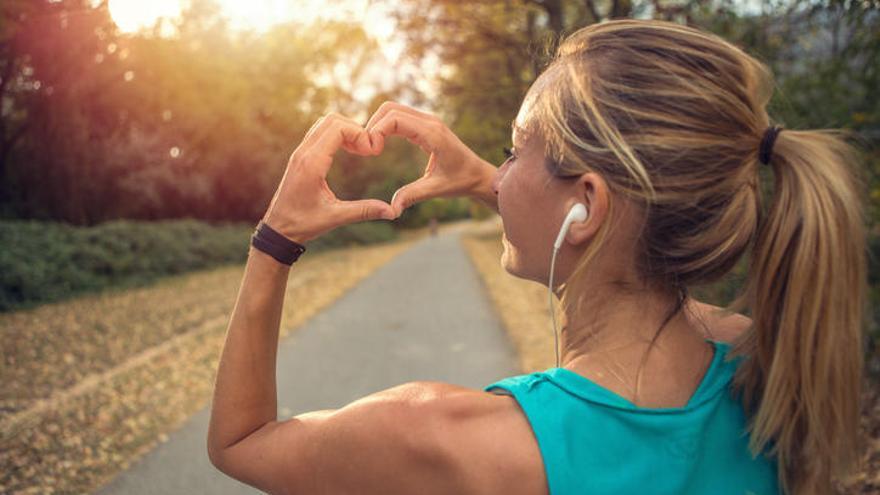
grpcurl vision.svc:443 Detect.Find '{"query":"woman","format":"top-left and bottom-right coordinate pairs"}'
top-left (206, 19), bottom-right (867, 495)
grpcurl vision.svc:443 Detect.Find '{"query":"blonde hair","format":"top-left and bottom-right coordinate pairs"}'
top-left (524, 18), bottom-right (868, 494)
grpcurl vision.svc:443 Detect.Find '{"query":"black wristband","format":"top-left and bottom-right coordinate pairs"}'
top-left (250, 221), bottom-right (306, 265)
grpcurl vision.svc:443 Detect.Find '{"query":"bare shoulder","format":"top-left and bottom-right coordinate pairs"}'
top-left (685, 299), bottom-right (753, 344)
top-left (413, 381), bottom-right (548, 495)
top-left (212, 380), bottom-right (544, 495)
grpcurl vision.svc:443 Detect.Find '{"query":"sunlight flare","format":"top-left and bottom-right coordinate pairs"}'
top-left (107, 0), bottom-right (370, 34)
top-left (108, 0), bottom-right (183, 33)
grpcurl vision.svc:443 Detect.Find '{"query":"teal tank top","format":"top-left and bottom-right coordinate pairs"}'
top-left (484, 339), bottom-right (780, 495)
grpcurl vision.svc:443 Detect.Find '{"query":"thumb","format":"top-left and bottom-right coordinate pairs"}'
top-left (337, 199), bottom-right (398, 224)
top-left (391, 178), bottom-right (433, 214)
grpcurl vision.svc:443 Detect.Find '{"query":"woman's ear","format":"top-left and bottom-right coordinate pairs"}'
top-left (565, 172), bottom-right (608, 246)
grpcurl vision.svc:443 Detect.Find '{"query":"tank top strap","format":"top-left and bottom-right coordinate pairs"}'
top-left (484, 372), bottom-right (570, 495)
top-left (487, 339), bottom-right (740, 410)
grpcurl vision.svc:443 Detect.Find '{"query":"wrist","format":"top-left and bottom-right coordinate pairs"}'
top-left (250, 221), bottom-right (307, 266)
top-left (248, 246), bottom-right (293, 272)
top-left (260, 214), bottom-right (311, 245)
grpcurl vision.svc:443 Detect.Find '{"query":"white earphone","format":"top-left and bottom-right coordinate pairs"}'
top-left (549, 203), bottom-right (588, 368)
top-left (553, 203), bottom-right (588, 250)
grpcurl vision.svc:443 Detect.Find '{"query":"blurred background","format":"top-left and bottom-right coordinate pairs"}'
top-left (0, 0), bottom-right (878, 492)
top-left (1, 0), bottom-right (877, 322)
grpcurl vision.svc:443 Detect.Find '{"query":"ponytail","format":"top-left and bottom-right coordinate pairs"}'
top-left (730, 128), bottom-right (869, 494)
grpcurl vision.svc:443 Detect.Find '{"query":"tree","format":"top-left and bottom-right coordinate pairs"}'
top-left (0, 0), bottom-right (423, 223)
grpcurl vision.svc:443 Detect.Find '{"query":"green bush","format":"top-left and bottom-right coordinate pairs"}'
top-left (693, 235), bottom-right (880, 377)
top-left (0, 219), bottom-right (398, 312)
top-left (868, 235), bottom-right (880, 374)
top-left (394, 197), bottom-right (473, 229)
top-left (305, 220), bottom-right (398, 250)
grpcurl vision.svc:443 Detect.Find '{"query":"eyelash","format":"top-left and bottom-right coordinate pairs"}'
top-left (502, 147), bottom-right (516, 162)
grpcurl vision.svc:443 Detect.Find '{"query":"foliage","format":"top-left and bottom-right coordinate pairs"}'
top-left (0, 0), bottom-right (435, 225)
top-left (0, 219), bottom-right (398, 312)
top-left (394, 197), bottom-right (473, 228)
top-left (306, 221), bottom-right (397, 250)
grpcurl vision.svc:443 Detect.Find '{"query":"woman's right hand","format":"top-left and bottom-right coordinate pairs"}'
top-left (365, 101), bottom-right (499, 217)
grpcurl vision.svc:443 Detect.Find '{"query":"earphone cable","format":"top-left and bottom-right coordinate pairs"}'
top-left (549, 246), bottom-right (560, 368)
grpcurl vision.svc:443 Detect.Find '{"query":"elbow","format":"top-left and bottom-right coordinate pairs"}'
top-left (207, 446), bottom-right (238, 478)
top-left (207, 443), bottom-right (225, 471)
top-left (206, 433), bottom-right (231, 472)
top-left (206, 419), bottom-right (235, 471)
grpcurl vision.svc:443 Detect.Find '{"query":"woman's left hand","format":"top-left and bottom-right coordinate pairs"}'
top-left (261, 113), bottom-right (398, 244)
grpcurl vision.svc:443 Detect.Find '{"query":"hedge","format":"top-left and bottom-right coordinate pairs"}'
top-left (0, 219), bottom-right (397, 312)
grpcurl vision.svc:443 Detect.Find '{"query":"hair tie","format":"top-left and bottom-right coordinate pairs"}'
top-left (758, 125), bottom-right (783, 165)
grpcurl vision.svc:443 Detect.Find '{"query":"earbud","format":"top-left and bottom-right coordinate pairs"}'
top-left (553, 203), bottom-right (588, 250)
top-left (548, 202), bottom-right (588, 368)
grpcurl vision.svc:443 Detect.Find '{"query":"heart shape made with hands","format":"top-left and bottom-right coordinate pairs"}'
top-left (365, 102), bottom-right (486, 219)
top-left (260, 114), bottom-right (395, 245)
top-left (262, 103), bottom-right (484, 245)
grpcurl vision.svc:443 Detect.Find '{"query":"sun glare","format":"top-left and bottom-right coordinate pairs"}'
top-left (105, 0), bottom-right (428, 104)
top-left (216, 0), bottom-right (318, 32)
top-left (108, 0), bottom-right (183, 33)
top-left (107, 0), bottom-right (371, 34)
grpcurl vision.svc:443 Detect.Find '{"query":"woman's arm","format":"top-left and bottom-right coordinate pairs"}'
top-left (206, 243), bottom-right (469, 495)
top-left (206, 246), bottom-right (289, 457)
top-left (206, 245), bottom-right (469, 495)
top-left (207, 112), bottom-right (396, 468)
top-left (205, 109), bottom-right (491, 494)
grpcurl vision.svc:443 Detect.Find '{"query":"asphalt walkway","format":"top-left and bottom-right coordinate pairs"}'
top-left (96, 221), bottom-right (521, 494)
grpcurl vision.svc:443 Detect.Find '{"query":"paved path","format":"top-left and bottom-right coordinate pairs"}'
top-left (96, 221), bottom-right (521, 494)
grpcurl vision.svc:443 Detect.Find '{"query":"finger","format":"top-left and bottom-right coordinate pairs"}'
top-left (335, 198), bottom-right (397, 224)
top-left (391, 176), bottom-right (441, 214)
top-left (302, 115), bottom-right (326, 143)
top-left (300, 116), bottom-right (376, 173)
top-left (331, 114), bottom-right (381, 156)
top-left (338, 123), bottom-right (375, 157)
top-left (302, 114), bottom-right (373, 156)
top-left (320, 114), bottom-right (374, 156)
top-left (368, 109), bottom-right (443, 154)
top-left (365, 101), bottom-right (441, 130)
top-left (366, 103), bottom-right (440, 155)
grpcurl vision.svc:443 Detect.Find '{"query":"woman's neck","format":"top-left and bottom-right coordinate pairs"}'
top-left (556, 290), bottom-right (715, 407)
